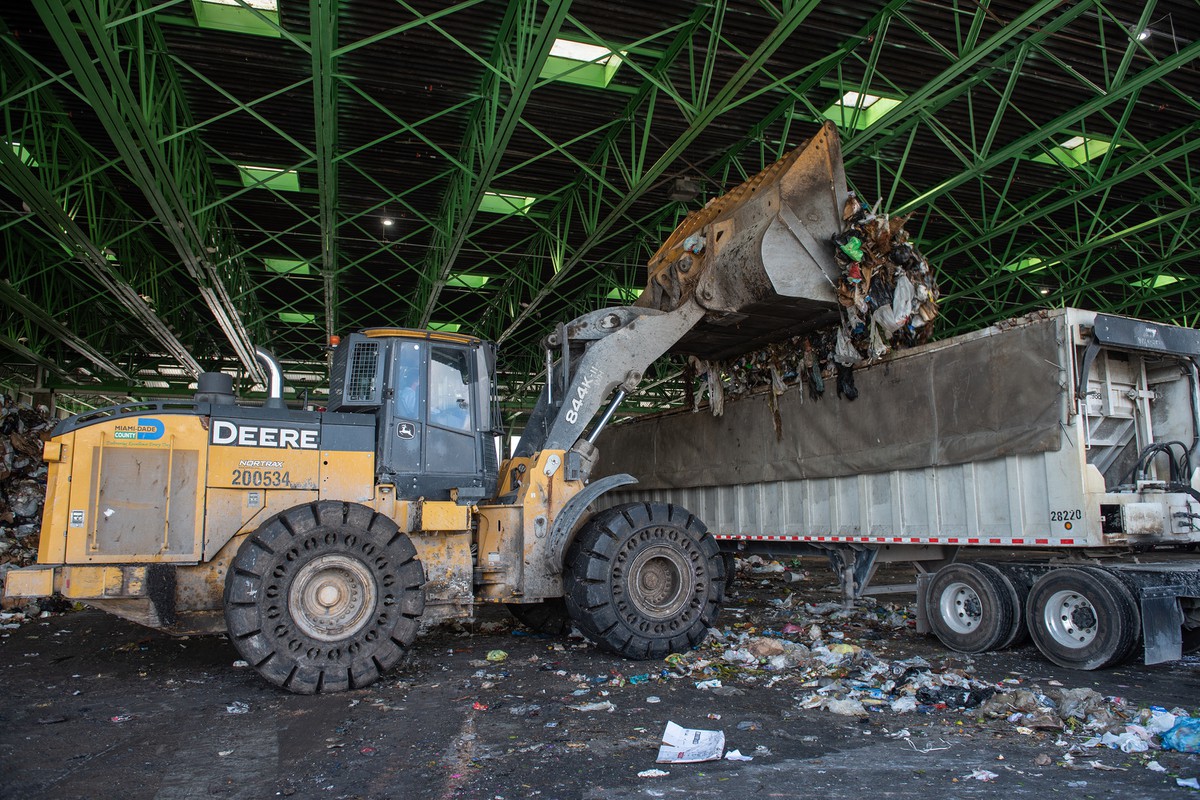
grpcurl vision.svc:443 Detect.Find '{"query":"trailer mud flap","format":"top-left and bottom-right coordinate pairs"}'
top-left (1141, 585), bottom-right (1184, 665)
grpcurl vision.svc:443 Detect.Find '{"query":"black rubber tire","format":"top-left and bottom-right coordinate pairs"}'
top-left (981, 564), bottom-right (1029, 650)
top-left (563, 501), bottom-right (725, 660)
top-left (925, 563), bottom-right (1013, 654)
top-left (506, 598), bottom-right (572, 635)
top-left (1025, 566), bottom-right (1140, 670)
top-left (721, 552), bottom-right (738, 592)
top-left (1183, 626), bottom-right (1200, 655)
top-left (224, 501), bottom-right (425, 694)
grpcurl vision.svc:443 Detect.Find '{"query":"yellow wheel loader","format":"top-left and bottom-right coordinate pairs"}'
top-left (5, 122), bottom-right (850, 693)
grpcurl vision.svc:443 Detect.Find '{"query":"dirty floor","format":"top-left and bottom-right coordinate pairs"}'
top-left (3, 560), bottom-right (1199, 800)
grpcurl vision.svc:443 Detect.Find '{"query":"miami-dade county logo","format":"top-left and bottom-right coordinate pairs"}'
top-left (114, 418), bottom-right (165, 441)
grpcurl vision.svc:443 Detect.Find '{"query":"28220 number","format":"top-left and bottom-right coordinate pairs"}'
top-left (1050, 509), bottom-right (1082, 522)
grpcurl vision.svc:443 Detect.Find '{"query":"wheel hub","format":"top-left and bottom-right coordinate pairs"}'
top-left (627, 543), bottom-right (695, 619)
top-left (939, 581), bottom-right (983, 634)
top-left (289, 555), bottom-right (376, 642)
top-left (1043, 589), bottom-right (1098, 648)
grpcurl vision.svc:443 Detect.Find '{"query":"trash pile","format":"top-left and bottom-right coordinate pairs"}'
top-left (686, 192), bottom-right (939, 418)
top-left (0, 395), bottom-right (53, 570)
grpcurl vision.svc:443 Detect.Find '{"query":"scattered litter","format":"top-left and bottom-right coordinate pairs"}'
top-left (646, 696), bottom-right (661, 704)
top-left (109, 715), bottom-right (132, 723)
top-left (1163, 718), bottom-right (1200, 753)
top-left (638, 769), bottom-right (669, 778)
top-left (963, 769), bottom-right (998, 782)
top-left (724, 750), bottom-right (753, 762)
top-left (225, 701), bottom-right (250, 715)
top-left (231, 660), bottom-right (248, 669)
top-left (485, 650), bottom-right (508, 663)
top-left (218, 750), bottom-right (234, 757)
top-left (656, 721), bottom-right (725, 764)
top-left (1147, 761), bottom-right (1168, 773)
top-left (695, 679), bottom-right (722, 690)
top-left (569, 701), bottom-right (615, 713)
top-left (1179, 778), bottom-right (1200, 790)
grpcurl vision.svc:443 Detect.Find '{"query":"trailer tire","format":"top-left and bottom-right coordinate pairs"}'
top-left (224, 501), bottom-right (425, 694)
top-left (564, 502), bottom-right (724, 660)
top-left (926, 563), bottom-right (1014, 654)
top-left (1026, 567), bottom-right (1140, 670)
top-left (506, 599), bottom-right (572, 635)
top-left (986, 565), bottom-right (1029, 650)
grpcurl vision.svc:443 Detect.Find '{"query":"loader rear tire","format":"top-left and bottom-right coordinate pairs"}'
top-left (564, 502), bottom-right (725, 660)
top-left (224, 501), bottom-right (425, 694)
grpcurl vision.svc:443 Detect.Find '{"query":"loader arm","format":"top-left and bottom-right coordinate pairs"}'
top-left (515, 120), bottom-right (848, 468)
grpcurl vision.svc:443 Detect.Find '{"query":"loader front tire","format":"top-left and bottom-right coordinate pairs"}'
top-left (224, 501), bottom-right (425, 694)
top-left (564, 502), bottom-right (724, 660)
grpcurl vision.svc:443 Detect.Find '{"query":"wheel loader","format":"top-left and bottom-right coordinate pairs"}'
top-left (4, 122), bottom-right (851, 693)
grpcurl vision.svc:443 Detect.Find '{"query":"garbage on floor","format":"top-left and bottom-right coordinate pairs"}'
top-left (0, 396), bottom-right (53, 573)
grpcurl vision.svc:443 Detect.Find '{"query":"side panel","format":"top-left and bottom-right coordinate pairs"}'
top-left (64, 415), bottom-right (208, 563)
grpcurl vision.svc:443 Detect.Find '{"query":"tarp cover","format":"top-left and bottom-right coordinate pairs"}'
top-left (595, 315), bottom-right (1067, 490)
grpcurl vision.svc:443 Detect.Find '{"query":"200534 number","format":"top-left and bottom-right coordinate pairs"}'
top-left (1050, 509), bottom-right (1082, 522)
top-left (231, 469), bottom-right (290, 487)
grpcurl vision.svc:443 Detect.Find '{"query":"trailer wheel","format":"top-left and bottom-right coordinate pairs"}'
top-left (506, 599), bottom-right (572, 634)
top-left (986, 565), bottom-right (1029, 650)
top-left (926, 563), bottom-right (1014, 653)
top-left (1026, 567), bottom-right (1140, 670)
top-left (224, 501), bottom-right (425, 694)
top-left (564, 502), bottom-right (725, 660)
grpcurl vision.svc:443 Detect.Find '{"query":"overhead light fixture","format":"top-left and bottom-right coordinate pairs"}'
top-left (1039, 287), bottom-right (1051, 295)
top-left (382, 218), bottom-right (394, 226)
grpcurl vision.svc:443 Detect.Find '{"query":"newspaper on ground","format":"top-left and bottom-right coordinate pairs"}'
top-left (656, 721), bottom-right (726, 763)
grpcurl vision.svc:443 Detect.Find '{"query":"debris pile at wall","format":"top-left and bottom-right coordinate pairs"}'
top-left (685, 194), bottom-right (940, 418)
top-left (0, 396), bottom-right (52, 569)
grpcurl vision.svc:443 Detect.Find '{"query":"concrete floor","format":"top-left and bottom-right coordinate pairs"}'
top-left (2, 562), bottom-right (1199, 800)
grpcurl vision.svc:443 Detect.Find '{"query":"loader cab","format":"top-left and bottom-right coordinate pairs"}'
top-left (327, 328), bottom-right (500, 503)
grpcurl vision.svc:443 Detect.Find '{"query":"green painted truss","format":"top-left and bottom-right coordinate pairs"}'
top-left (0, 0), bottom-right (1197, 431)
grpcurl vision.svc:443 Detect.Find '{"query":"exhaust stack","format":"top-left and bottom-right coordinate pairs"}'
top-left (254, 346), bottom-right (287, 409)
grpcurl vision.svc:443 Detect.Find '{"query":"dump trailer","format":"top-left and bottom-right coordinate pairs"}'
top-left (4, 123), bottom-right (856, 693)
top-left (593, 308), bottom-right (1200, 670)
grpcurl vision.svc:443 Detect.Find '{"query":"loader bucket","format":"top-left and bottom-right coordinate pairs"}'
top-left (636, 121), bottom-right (847, 361)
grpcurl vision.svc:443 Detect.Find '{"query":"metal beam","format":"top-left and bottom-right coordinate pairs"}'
top-left (311, 0), bottom-right (339, 343)
top-left (35, 0), bottom-right (263, 381)
top-left (499, 0), bottom-right (823, 342)
top-left (0, 281), bottom-right (129, 378)
top-left (417, 0), bottom-right (573, 326)
top-left (0, 144), bottom-right (203, 374)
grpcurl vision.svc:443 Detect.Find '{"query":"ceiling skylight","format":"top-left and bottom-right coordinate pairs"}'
top-left (237, 165), bottom-right (300, 192)
top-left (278, 311), bottom-right (316, 324)
top-left (1031, 135), bottom-right (1114, 168)
top-left (540, 38), bottom-right (626, 88)
top-left (193, 0), bottom-right (281, 37)
top-left (428, 322), bottom-right (461, 333)
top-left (1000, 256), bottom-right (1046, 273)
top-left (820, 91), bottom-right (902, 131)
top-left (263, 258), bottom-right (311, 275)
top-left (1131, 274), bottom-right (1179, 289)
top-left (447, 274), bottom-right (490, 289)
top-left (6, 142), bottom-right (38, 167)
top-left (479, 192), bottom-right (535, 216)
top-left (607, 287), bottom-right (641, 303)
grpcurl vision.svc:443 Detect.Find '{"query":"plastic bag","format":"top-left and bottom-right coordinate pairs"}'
top-left (1162, 717), bottom-right (1200, 752)
top-left (834, 326), bottom-right (861, 366)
